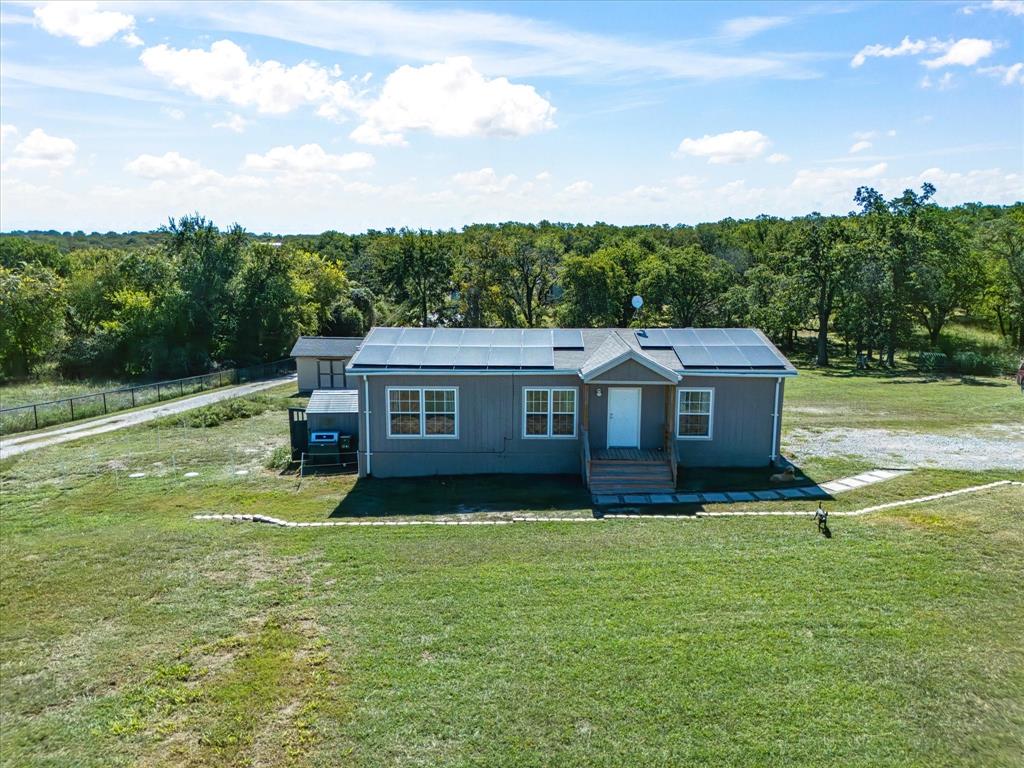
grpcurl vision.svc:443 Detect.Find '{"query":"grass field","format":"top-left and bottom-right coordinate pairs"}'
top-left (1, 374), bottom-right (1022, 767)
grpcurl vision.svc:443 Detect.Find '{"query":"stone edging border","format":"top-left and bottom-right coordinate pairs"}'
top-left (193, 480), bottom-right (1022, 529)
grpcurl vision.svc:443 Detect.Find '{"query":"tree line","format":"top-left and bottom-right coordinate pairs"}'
top-left (1, 184), bottom-right (1021, 382)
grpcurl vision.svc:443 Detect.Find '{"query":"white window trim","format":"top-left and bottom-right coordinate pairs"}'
top-left (676, 387), bottom-right (714, 441)
top-left (385, 386), bottom-right (459, 439)
top-left (522, 386), bottom-right (578, 439)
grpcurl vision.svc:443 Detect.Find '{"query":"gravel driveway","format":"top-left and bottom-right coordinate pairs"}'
top-left (785, 425), bottom-right (1024, 471)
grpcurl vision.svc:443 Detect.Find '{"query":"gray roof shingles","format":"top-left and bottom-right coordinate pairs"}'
top-left (290, 336), bottom-right (363, 358)
top-left (307, 389), bottom-right (359, 414)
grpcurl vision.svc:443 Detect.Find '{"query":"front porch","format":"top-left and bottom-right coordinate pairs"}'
top-left (578, 345), bottom-right (682, 495)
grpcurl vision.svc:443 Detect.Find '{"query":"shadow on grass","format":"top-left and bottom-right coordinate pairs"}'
top-left (330, 473), bottom-right (592, 519)
top-left (676, 463), bottom-right (829, 495)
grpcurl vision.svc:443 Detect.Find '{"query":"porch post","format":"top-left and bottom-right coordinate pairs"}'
top-left (663, 385), bottom-right (672, 451)
top-left (582, 383), bottom-right (590, 431)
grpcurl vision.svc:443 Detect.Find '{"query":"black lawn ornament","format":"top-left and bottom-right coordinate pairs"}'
top-left (814, 503), bottom-right (831, 537)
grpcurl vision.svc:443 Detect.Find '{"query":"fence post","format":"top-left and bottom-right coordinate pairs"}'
top-left (180, 380), bottom-right (184, 398)
top-left (157, 383), bottom-right (161, 401)
top-left (70, 398), bottom-right (75, 421)
top-left (102, 392), bottom-right (107, 414)
top-left (33, 404), bottom-right (38, 430)
top-left (131, 387), bottom-right (136, 407)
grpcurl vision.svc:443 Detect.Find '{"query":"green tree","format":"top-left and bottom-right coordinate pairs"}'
top-left (558, 249), bottom-right (626, 327)
top-left (0, 264), bottom-right (66, 378)
top-left (637, 245), bottom-right (734, 327)
top-left (496, 227), bottom-right (562, 327)
top-left (978, 207), bottom-right (1024, 347)
top-left (370, 229), bottom-right (454, 326)
top-left (792, 214), bottom-right (854, 365)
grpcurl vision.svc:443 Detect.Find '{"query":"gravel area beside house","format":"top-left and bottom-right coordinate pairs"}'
top-left (786, 425), bottom-right (1024, 471)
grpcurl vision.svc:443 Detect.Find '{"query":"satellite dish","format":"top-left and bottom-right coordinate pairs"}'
top-left (631, 295), bottom-right (644, 310)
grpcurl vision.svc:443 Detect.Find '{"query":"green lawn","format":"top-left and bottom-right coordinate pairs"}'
top-left (1, 373), bottom-right (1022, 766)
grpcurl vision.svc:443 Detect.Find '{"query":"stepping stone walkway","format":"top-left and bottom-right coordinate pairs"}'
top-left (590, 468), bottom-right (910, 506)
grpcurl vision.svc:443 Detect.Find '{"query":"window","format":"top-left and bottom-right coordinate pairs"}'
top-left (318, 359), bottom-right (345, 388)
top-left (677, 388), bottom-right (713, 439)
top-left (524, 387), bottom-right (577, 438)
top-left (386, 387), bottom-right (458, 438)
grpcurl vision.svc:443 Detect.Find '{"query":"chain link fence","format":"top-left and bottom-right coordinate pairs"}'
top-left (1, 358), bottom-right (295, 436)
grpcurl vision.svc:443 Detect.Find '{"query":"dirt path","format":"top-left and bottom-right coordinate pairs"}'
top-left (0, 375), bottom-right (296, 459)
top-left (785, 425), bottom-right (1024, 471)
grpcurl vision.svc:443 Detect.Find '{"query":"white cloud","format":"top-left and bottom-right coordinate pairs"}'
top-left (2, 128), bottom-right (77, 171)
top-left (351, 57), bottom-right (556, 145)
top-left (920, 72), bottom-right (955, 90)
top-left (122, 31), bottom-right (144, 48)
top-left (790, 162), bottom-right (888, 192)
top-left (849, 140), bottom-right (873, 153)
top-left (140, 40), bottom-right (358, 116)
top-left (33, 1), bottom-right (137, 47)
top-left (977, 62), bottom-right (1024, 85)
top-left (160, 106), bottom-right (185, 121)
top-left (852, 130), bottom-right (878, 141)
top-left (243, 144), bottom-right (375, 173)
top-left (718, 16), bottom-right (790, 40)
top-left (675, 130), bottom-right (770, 164)
top-left (562, 180), bottom-right (592, 197)
top-left (1, 124), bottom-right (17, 148)
top-left (624, 184), bottom-right (670, 202)
top-left (851, 37), bottom-right (932, 68)
top-left (766, 153), bottom-right (790, 164)
top-left (672, 175), bottom-right (703, 189)
top-left (923, 38), bottom-right (995, 69)
top-left (213, 113), bottom-right (249, 133)
top-left (852, 36), bottom-right (996, 70)
top-left (124, 151), bottom-right (201, 179)
top-left (452, 167), bottom-right (518, 194)
top-left (964, 1), bottom-right (1024, 15)
top-left (535, 170), bottom-right (552, 181)
top-left (887, 129), bottom-right (897, 137)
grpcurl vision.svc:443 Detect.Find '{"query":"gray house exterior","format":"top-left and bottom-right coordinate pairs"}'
top-left (345, 327), bottom-right (796, 492)
top-left (290, 336), bottom-right (363, 394)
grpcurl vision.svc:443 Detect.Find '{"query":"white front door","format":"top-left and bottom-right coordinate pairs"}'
top-left (607, 387), bottom-right (641, 448)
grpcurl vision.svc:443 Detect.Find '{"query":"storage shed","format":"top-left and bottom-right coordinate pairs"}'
top-left (290, 336), bottom-right (363, 393)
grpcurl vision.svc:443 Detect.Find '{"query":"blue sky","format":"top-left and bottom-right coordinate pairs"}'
top-left (1, 0), bottom-right (1021, 233)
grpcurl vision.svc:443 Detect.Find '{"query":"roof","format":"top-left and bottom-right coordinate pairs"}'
top-left (307, 389), bottom-right (359, 414)
top-left (347, 327), bottom-right (796, 377)
top-left (290, 336), bottom-right (363, 358)
top-left (579, 333), bottom-right (680, 383)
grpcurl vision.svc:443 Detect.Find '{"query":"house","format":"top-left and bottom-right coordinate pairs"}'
top-left (290, 336), bottom-right (363, 394)
top-left (345, 327), bottom-right (797, 492)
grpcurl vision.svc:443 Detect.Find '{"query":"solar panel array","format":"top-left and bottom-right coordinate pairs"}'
top-left (351, 328), bottom-right (583, 370)
top-left (635, 328), bottom-right (787, 370)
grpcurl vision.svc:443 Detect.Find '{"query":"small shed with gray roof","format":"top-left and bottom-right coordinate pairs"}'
top-left (343, 326), bottom-right (797, 493)
top-left (290, 336), bottom-right (363, 393)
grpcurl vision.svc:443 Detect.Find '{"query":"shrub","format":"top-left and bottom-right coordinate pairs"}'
top-left (951, 350), bottom-right (1019, 376)
top-left (917, 351), bottom-right (949, 372)
top-left (265, 444), bottom-right (292, 470)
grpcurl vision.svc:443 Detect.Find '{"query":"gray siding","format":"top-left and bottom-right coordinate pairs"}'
top-left (586, 384), bottom-right (670, 451)
top-left (296, 357), bottom-right (318, 393)
top-left (674, 376), bottom-right (783, 467)
top-left (589, 359), bottom-right (674, 384)
top-left (352, 373), bottom-right (582, 478)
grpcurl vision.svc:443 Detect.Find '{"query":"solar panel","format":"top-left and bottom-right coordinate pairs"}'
top-left (665, 328), bottom-right (700, 346)
top-left (521, 346), bottom-right (554, 368)
top-left (461, 329), bottom-right (493, 346)
top-left (421, 346), bottom-right (459, 367)
top-left (674, 345), bottom-right (715, 367)
top-left (487, 346), bottom-right (522, 367)
top-left (430, 328), bottom-right (464, 345)
top-left (635, 329), bottom-right (670, 348)
top-left (737, 345), bottom-right (786, 368)
top-left (454, 346), bottom-right (489, 367)
top-left (694, 328), bottom-right (731, 346)
top-left (491, 329), bottom-right (523, 346)
top-left (552, 329), bottom-right (584, 349)
top-left (725, 328), bottom-right (761, 345)
top-left (368, 327), bottom-right (403, 345)
top-left (398, 327), bottom-right (434, 344)
top-left (387, 345), bottom-right (426, 366)
top-left (705, 345), bottom-right (750, 367)
top-left (352, 344), bottom-right (392, 366)
top-left (522, 329), bottom-right (553, 346)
